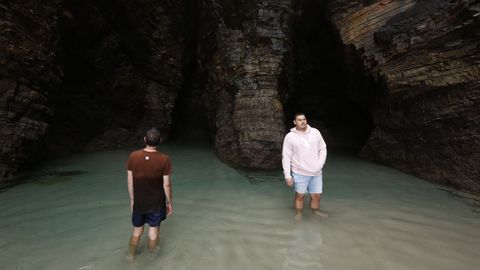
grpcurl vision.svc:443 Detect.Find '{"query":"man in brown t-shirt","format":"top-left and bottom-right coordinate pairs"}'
top-left (126, 128), bottom-right (173, 261)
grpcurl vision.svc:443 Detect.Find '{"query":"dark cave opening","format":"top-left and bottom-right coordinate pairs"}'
top-left (2, 0), bottom-right (479, 193)
top-left (47, 0), bottom-right (156, 154)
top-left (170, 76), bottom-right (212, 144)
top-left (45, 0), bottom-right (381, 156)
top-left (285, 0), bottom-right (379, 153)
top-left (49, 0), bottom-right (213, 151)
top-left (170, 0), bottom-right (212, 144)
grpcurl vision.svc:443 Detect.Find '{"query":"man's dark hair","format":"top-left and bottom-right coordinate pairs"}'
top-left (294, 112), bottom-right (306, 120)
top-left (145, 127), bottom-right (161, 146)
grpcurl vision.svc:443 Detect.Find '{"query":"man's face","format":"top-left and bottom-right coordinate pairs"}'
top-left (294, 115), bottom-right (307, 129)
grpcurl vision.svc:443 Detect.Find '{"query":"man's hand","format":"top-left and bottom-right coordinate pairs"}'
top-left (166, 202), bottom-right (173, 216)
top-left (130, 200), bottom-right (134, 212)
top-left (286, 177), bottom-right (293, 187)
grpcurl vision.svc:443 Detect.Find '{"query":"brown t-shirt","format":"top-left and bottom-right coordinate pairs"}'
top-left (126, 150), bottom-right (173, 214)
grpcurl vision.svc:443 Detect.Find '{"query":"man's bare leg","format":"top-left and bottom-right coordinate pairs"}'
top-left (147, 226), bottom-right (159, 251)
top-left (310, 193), bottom-right (328, 218)
top-left (127, 226), bottom-right (144, 261)
top-left (294, 192), bottom-right (305, 221)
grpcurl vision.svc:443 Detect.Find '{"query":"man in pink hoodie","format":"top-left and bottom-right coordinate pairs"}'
top-left (282, 113), bottom-right (328, 220)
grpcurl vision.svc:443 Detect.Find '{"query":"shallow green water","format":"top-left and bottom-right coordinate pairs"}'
top-left (0, 143), bottom-right (479, 270)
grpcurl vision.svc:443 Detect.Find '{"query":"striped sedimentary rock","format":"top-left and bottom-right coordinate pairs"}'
top-left (54, 0), bottom-right (184, 150)
top-left (205, 0), bottom-right (293, 168)
top-left (0, 0), bottom-right (62, 180)
top-left (0, 0), bottom-right (185, 182)
top-left (329, 0), bottom-right (480, 192)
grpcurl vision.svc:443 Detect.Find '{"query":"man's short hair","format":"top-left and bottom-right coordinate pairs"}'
top-left (145, 127), bottom-right (161, 146)
top-left (294, 112), bottom-right (306, 120)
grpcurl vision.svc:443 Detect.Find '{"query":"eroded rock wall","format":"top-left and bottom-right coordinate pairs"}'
top-left (0, 0), bottom-right (185, 181)
top-left (329, 0), bottom-right (480, 191)
top-left (49, 0), bottom-right (184, 153)
top-left (203, 0), bottom-right (293, 168)
top-left (2, 0), bottom-right (479, 194)
top-left (0, 1), bottom-right (62, 179)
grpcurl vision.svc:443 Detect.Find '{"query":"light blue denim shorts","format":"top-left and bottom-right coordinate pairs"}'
top-left (291, 172), bottom-right (323, 194)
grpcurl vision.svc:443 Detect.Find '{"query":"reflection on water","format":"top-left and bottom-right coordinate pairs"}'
top-left (0, 169), bottom-right (87, 189)
top-left (236, 169), bottom-right (283, 184)
top-left (0, 143), bottom-right (479, 270)
top-left (35, 170), bottom-right (88, 185)
top-left (283, 220), bottom-right (325, 270)
top-left (438, 187), bottom-right (480, 213)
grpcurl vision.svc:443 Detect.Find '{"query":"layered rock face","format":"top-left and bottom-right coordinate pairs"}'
top-left (0, 1), bottom-right (62, 179)
top-left (329, 0), bottom-right (480, 191)
top-left (202, 0), bottom-right (293, 168)
top-left (0, 0), bottom-right (184, 179)
top-left (1, 0), bottom-right (479, 193)
top-left (49, 0), bottom-right (184, 154)
top-left (287, 0), bottom-right (375, 153)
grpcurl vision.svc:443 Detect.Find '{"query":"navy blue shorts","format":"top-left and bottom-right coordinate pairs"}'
top-left (132, 209), bottom-right (166, 227)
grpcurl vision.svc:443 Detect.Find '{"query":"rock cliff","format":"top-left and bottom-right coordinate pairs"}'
top-left (1, 0), bottom-right (479, 192)
top-left (0, 0), bottom-right (62, 179)
top-left (48, 0), bottom-right (184, 153)
top-left (201, 0), bottom-right (292, 168)
top-left (329, 0), bottom-right (480, 191)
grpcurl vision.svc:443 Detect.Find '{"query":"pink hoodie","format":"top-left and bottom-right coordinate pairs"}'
top-left (282, 125), bottom-right (327, 179)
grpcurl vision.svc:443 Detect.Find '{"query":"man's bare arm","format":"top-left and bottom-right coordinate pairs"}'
top-left (163, 175), bottom-right (173, 215)
top-left (127, 170), bottom-right (134, 211)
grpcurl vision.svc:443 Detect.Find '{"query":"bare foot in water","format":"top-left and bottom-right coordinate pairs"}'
top-left (295, 212), bottom-right (303, 222)
top-left (312, 210), bottom-right (329, 218)
top-left (126, 253), bottom-right (135, 263)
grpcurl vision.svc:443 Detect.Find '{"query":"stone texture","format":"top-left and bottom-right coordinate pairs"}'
top-left (0, 0), bottom-right (62, 179)
top-left (1, 0), bottom-right (479, 195)
top-left (0, 0), bottom-right (185, 181)
top-left (46, 0), bottom-right (184, 155)
top-left (287, 0), bottom-right (375, 153)
top-left (329, 0), bottom-right (480, 192)
top-left (202, 0), bottom-right (293, 168)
